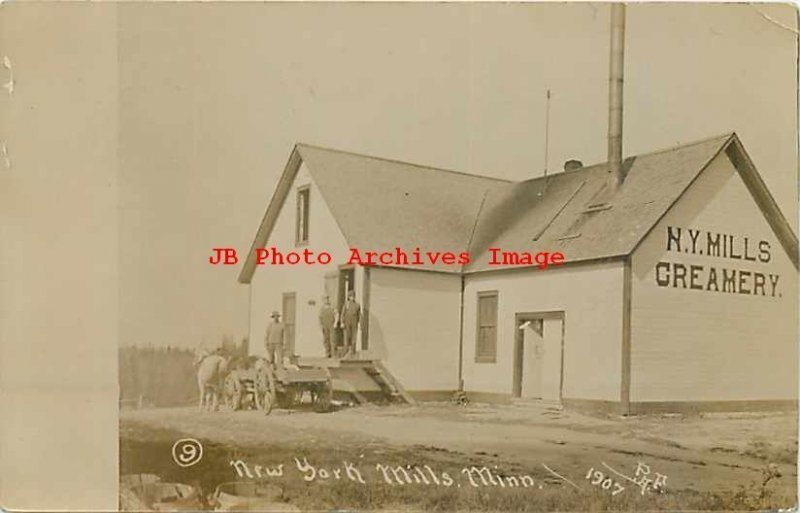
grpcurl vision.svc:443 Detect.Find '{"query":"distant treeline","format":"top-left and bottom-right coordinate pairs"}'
top-left (119, 338), bottom-right (248, 408)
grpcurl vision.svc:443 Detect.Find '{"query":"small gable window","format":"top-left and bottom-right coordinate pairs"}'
top-left (296, 185), bottom-right (310, 245)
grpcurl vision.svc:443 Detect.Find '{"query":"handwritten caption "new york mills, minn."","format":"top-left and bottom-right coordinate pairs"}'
top-left (227, 457), bottom-right (667, 496)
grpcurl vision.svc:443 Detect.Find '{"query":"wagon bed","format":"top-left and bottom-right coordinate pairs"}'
top-left (224, 361), bottom-right (332, 414)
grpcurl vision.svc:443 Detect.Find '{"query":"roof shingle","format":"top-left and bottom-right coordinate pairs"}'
top-left (297, 144), bottom-right (508, 271)
top-left (465, 134), bottom-right (731, 271)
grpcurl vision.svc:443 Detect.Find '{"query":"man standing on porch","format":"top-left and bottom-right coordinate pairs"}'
top-left (319, 296), bottom-right (336, 358)
top-left (265, 310), bottom-right (285, 370)
top-left (341, 290), bottom-right (361, 358)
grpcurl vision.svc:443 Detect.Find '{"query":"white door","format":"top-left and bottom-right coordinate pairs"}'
top-left (521, 320), bottom-right (544, 398)
top-left (540, 318), bottom-right (564, 401)
top-left (520, 317), bottom-right (563, 401)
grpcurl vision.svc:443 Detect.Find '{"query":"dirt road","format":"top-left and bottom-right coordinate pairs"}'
top-left (122, 401), bottom-right (797, 497)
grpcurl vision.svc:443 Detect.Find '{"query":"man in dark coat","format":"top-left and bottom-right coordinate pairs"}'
top-left (341, 290), bottom-right (360, 358)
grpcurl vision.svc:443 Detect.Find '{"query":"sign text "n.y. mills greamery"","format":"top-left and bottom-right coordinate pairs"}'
top-left (654, 226), bottom-right (781, 298)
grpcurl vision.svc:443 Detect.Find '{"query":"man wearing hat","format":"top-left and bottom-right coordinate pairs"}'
top-left (318, 295), bottom-right (336, 358)
top-left (341, 290), bottom-right (361, 358)
top-left (264, 310), bottom-right (285, 370)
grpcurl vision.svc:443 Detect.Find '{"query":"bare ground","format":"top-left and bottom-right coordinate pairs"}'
top-left (120, 401), bottom-right (798, 511)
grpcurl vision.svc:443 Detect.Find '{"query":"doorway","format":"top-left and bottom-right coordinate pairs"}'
top-left (282, 292), bottom-right (296, 356)
top-left (337, 267), bottom-right (355, 312)
top-left (512, 312), bottom-right (565, 401)
top-left (323, 267), bottom-right (355, 358)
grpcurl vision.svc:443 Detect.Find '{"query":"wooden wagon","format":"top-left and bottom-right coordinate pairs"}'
top-left (223, 360), bottom-right (333, 415)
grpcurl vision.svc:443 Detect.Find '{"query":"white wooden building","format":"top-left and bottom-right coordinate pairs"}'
top-left (239, 133), bottom-right (798, 413)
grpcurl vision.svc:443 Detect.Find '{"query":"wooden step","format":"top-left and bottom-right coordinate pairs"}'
top-left (370, 361), bottom-right (415, 405)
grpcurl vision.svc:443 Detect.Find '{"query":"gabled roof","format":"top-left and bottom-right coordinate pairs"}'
top-left (238, 144), bottom-right (509, 282)
top-left (470, 133), bottom-right (727, 270)
top-left (239, 133), bottom-right (798, 283)
top-left (297, 144), bottom-right (509, 266)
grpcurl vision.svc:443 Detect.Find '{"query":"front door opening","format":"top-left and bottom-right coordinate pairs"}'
top-left (337, 267), bottom-right (355, 312)
top-left (336, 267), bottom-right (355, 357)
top-left (282, 292), bottom-right (297, 357)
top-left (513, 312), bottom-right (565, 401)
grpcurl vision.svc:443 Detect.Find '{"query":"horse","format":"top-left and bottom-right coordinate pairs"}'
top-left (194, 350), bottom-right (229, 411)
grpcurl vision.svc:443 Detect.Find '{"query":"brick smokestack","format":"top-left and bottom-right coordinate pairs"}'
top-left (607, 3), bottom-right (626, 189)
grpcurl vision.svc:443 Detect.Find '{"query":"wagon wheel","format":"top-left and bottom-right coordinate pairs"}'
top-left (313, 379), bottom-right (333, 412)
top-left (256, 366), bottom-right (276, 415)
top-left (223, 374), bottom-right (243, 411)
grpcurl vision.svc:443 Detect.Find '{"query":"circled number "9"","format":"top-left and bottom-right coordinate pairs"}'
top-left (171, 438), bottom-right (204, 467)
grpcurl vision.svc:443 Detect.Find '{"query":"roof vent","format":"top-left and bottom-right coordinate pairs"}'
top-left (563, 159), bottom-right (583, 172)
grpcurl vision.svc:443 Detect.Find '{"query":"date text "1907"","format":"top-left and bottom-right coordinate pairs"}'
top-left (585, 468), bottom-right (625, 496)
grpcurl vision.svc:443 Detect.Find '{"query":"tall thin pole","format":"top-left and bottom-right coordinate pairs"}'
top-left (544, 89), bottom-right (551, 176)
top-left (608, 3), bottom-right (626, 188)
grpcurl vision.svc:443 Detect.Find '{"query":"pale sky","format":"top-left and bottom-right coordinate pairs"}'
top-left (118, 3), bottom-right (798, 349)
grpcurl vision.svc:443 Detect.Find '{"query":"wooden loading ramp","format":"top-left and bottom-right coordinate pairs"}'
top-left (296, 358), bottom-right (416, 405)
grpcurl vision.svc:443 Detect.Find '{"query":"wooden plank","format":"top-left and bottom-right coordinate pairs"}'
top-left (361, 266), bottom-right (371, 351)
top-left (275, 368), bottom-right (329, 383)
top-left (329, 366), bottom-right (383, 392)
top-left (296, 357), bottom-right (340, 369)
top-left (725, 140), bottom-right (798, 269)
top-left (331, 379), bottom-right (367, 405)
top-left (620, 258), bottom-right (631, 415)
top-left (282, 292), bottom-right (297, 355)
top-left (238, 148), bottom-right (302, 283)
top-left (372, 361), bottom-right (415, 405)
